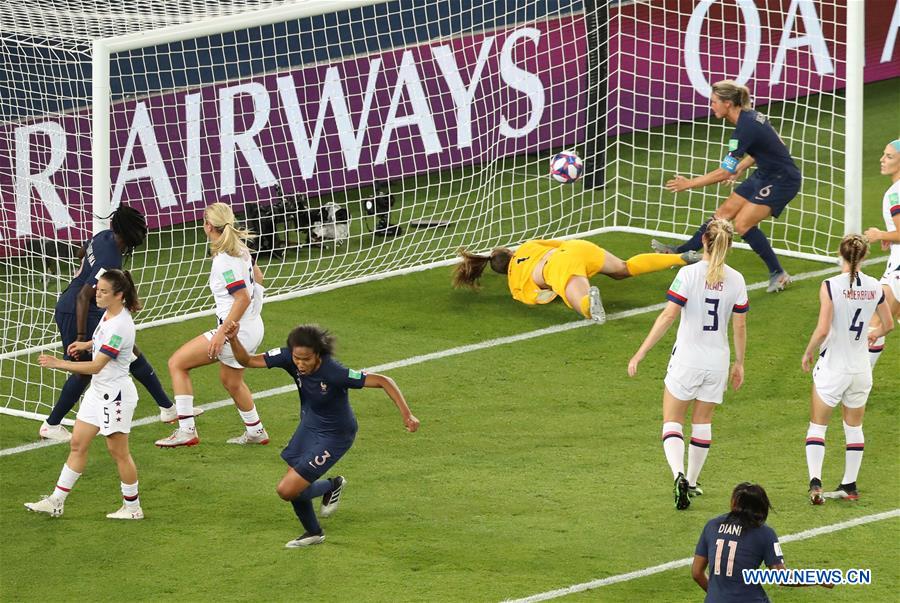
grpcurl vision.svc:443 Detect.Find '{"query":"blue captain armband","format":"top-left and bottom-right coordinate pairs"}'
top-left (721, 154), bottom-right (739, 173)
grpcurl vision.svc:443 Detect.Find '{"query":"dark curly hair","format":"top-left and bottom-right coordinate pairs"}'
top-left (286, 324), bottom-right (335, 357)
top-left (727, 482), bottom-right (773, 529)
top-left (109, 205), bottom-right (148, 257)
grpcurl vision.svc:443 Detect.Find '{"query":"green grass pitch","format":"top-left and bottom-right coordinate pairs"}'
top-left (0, 79), bottom-right (897, 601)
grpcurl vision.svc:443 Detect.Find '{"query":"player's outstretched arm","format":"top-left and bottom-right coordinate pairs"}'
top-left (801, 282), bottom-right (834, 372)
top-left (364, 373), bottom-right (419, 432)
top-left (628, 302), bottom-right (679, 376)
top-left (38, 351), bottom-right (111, 375)
top-left (665, 167), bottom-right (733, 193)
top-left (225, 324), bottom-right (268, 369)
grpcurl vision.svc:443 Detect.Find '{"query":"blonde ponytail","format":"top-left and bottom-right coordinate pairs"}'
top-left (704, 219), bottom-right (734, 286)
top-left (712, 80), bottom-right (752, 110)
top-left (452, 247), bottom-right (512, 289)
top-left (205, 202), bottom-right (254, 257)
top-left (839, 234), bottom-right (868, 291)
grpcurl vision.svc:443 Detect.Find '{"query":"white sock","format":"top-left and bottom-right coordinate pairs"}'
top-left (868, 335), bottom-right (884, 368)
top-left (805, 422), bottom-right (828, 481)
top-left (661, 422), bottom-right (685, 479)
top-left (52, 463), bottom-right (81, 502)
top-left (687, 423), bottom-right (712, 487)
top-left (238, 405), bottom-right (265, 436)
top-left (121, 481), bottom-right (140, 509)
top-left (175, 394), bottom-right (196, 431)
top-left (841, 422), bottom-right (864, 485)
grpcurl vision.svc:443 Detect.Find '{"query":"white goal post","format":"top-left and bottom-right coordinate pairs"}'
top-left (1, 0), bottom-right (881, 420)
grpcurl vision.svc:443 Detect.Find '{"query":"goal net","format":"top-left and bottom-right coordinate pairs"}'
top-left (0, 0), bottom-right (870, 420)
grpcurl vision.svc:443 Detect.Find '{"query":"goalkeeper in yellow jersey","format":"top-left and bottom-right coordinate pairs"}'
top-left (452, 239), bottom-right (699, 323)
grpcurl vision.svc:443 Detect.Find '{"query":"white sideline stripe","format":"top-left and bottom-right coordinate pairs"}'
top-left (502, 509), bottom-right (900, 603)
top-left (0, 261), bottom-right (861, 458)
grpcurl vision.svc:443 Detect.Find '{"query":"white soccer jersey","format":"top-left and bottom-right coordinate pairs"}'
top-left (666, 261), bottom-right (749, 371)
top-left (881, 179), bottom-right (900, 273)
top-left (209, 250), bottom-right (258, 321)
top-left (818, 271), bottom-right (884, 374)
top-left (90, 308), bottom-right (136, 392)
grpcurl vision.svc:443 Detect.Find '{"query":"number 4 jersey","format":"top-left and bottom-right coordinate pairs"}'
top-left (666, 261), bottom-right (749, 372)
top-left (819, 271), bottom-right (884, 374)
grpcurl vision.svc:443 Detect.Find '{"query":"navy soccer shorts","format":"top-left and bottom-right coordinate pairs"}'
top-left (735, 171), bottom-right (800, 219)
top-left (282, 427), bottom-right (356, 483)
top-left (54, 308), bottom-right (104, 360)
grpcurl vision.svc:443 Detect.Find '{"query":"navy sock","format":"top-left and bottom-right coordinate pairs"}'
top-left (47, 374), bottom-right (90, 425)
top-left (298, 479), bottom-right (333, 501)
top-left (741, 227), bottom-right (783, 274)
top-left (675, 219), bottom-right (712, 253)
top-left (129, 354), bottom-right (173, 409)
top-left (290, 498), bottom-right (322, 534)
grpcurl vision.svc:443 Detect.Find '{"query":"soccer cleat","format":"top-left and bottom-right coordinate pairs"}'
top-left (651, 239), bottom-right (680, 254)
top-left (688, 483), bottom-right (704, 498)
top-left (766, 271), bottom-right (792, 293)
top-left (160, 406), bottom-right (205, 424)
top-left (320, 476), bottom-right (347, 518)
top-left (106, 504), bottom-right (144, 520)
top-left (285, 530), bottom-right (325, 548)
top-left (674, 473), bottom-right (691, 510)
top-left (24, 496), bottom-right (64, 517)
top-left (155, 428), bottom-right (200, 448)
top-left (823, 483), bottom-right (859, 501)
top-left (39, 421), bottom-right (72, 442)
top-left (680, 250), bottom-right (703, 265)
top-left (808, 478), bottom-right (825, 505)
top-left (226, 429), bottom-right (270, 445)
top-left (588, 286), bottom-right (606, 324)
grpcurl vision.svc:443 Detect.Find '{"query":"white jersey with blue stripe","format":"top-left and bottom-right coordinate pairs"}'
top-left (90, 308), bottom-right (136, 393)
top-left (882, 179), bottom-right (900, 274)
top-left (666, 261), bottom-right (749, 371)
top-left (819, 271), bottom-right (884, 374)
top-left (209, 249), bottom-right (257, 322)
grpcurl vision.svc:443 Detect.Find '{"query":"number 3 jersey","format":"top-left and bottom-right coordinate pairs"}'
top-left (666, 261), bottom-right (749, 372)
top-left (819, 271), bottom-right (884, 374)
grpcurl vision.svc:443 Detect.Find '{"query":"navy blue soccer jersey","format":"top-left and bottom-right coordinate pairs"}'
top-left (56, 230), bottom-right (122, 315)
top-left (695, 514), bottom-right (784, 602)
top-left (264, 349), bottom-right (365, 435)
top-left (723, 110), bottom-right (800, 181)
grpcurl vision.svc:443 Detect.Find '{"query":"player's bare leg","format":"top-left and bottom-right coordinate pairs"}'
top-left (662, 388), bottom-right (692, 510)
top-left (222, 364), bottom-right (269, 445)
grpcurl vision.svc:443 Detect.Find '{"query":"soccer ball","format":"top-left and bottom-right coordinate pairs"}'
top-left (549, 151), bottom-right (583, 183)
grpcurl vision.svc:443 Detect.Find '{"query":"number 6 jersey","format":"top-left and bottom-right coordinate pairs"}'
top-left (819, 271), bottom-right (884, 374)
top-left (666, 261), bottom-right (749, 372)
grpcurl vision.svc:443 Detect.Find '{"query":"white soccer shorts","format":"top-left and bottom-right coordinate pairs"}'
top-left (76, 381), bottom-right (138, 435)
top-left (812, 363), bottom-right (872, 409)
top-left (880, 268), bottom-right (900, 306)
top-left (664, 361), bottom-right (728, 404)
top-left (205, 315), bottom-right (264, 369)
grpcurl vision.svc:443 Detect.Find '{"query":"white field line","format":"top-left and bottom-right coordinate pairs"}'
top-left (501, 509), bottom-right (900, 603)
top-left (0, 261), bottom-right (859, 458)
